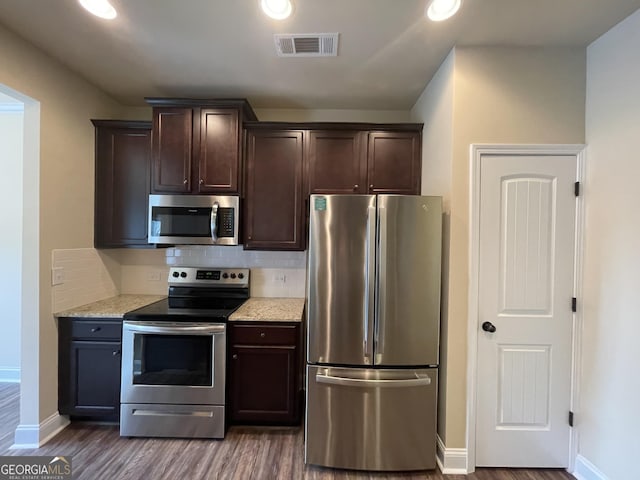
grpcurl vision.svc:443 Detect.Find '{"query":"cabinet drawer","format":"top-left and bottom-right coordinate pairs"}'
top-left (231, 324), bottom-right (298, 346)
top-left (70, 320), bottom-right (122, 340)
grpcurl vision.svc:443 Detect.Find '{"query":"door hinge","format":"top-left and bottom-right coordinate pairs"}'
top-left (574, 181), bottom-right (580, 197)
top-left (569, 411), bottom-right (574, 427)
top-left (572, 297), bottom-right (577, 313)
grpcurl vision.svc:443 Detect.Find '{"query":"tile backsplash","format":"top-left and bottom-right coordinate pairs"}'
top-left (52, 248), bottom-right (120, 313)
top-left (51, 246), bottom-right (308, 312)
top-left (165, 246), bottom-right (307, 298)
top-left (165, 246), bottom-right (306, 269)
top-left (249, 268), bottom-right (306, 298)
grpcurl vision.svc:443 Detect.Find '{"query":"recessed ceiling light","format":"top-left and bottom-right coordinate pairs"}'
top-left (261, 0), bottom-right (293, 20)
top-left (425, 0), bottom-right (462, 22)
top-left (78, 0), bottom-right (117, 20)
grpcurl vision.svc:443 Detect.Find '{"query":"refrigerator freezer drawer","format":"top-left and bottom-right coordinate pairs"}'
top-left (305, 365), bottom-right (437, 471)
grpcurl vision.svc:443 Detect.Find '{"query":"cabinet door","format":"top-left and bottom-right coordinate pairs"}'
top-left (151, 107), bottom-right (192, 193)
top-left (367, 131), bottom-right (421, 194)
top-left (244, 130), bottom-right (304, 250)
top-left (307, 130), bottom-right (366, 194)
top-left (229, 344), bottom-right (298, 424)
top-left (197, 108), bottom-right (240, 193)
top-left (67, 340), bottom-right (122, 417)
top-left (94, 122), bottom-right (151, 247)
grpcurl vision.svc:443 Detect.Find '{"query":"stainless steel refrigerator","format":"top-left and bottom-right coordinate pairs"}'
top-left (305, 194), bottom-right (442, 472)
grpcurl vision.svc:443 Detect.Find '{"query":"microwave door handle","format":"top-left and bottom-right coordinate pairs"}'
top-left (210, 202), bottom-right (219, 243)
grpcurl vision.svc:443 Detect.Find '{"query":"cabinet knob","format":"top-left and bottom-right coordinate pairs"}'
top-left (199, 179), bottom-right (204, 185)
top-left (112, 350), bottom-right (120, 356)
top-left (353, 184), bottom-right (359, 190)
top-left (369, 184), bottom-right (374, 189)
top-left (183, 179), bottom-right (188, 185)
top-left (260, 332), bottom-right (266, 338)
top-left (91, 327), bottom-right (101, 333)
top-left (232, 354), bottom-right (238, 360)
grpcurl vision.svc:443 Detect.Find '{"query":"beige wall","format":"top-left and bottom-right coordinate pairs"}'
top-left (254, 108), bottom-right (412, 123)
top-left (449, 47), bottom-right (585, 447)
top-left (0, 22), bottom-right (125, 426)
top-left (412, 46), bottom-right (586, 448)
top-left (580, 10), bottom-right (640, 478)
top-left (410, 50), bottom-right (455, 441)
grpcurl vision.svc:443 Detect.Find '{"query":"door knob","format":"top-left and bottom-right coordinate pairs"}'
top-left (482, 321), bottom-right (496, 333)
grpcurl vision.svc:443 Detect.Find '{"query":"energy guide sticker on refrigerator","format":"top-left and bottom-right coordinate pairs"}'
top-left (305, 194), bottom-right (442, 472)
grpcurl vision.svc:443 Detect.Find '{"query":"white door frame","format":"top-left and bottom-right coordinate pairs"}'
top-left (466, 144), bottom-right (586, 474)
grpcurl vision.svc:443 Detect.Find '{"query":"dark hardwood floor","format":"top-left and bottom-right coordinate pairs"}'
top-left (0, 383), bottom-right (575, 480)
top-left (0, 382), bottom-right (19, 454)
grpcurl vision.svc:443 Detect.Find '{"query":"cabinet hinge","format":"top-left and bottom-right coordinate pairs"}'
top-left (574, 181), bottom-right (580, 197)
top-left (572, 297), bottom-right (577, 313)
top-left (569, 411), bottom-right (574, 427)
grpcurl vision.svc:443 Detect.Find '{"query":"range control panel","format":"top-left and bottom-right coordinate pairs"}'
top-left (168, 267), bottom-right (250, 287)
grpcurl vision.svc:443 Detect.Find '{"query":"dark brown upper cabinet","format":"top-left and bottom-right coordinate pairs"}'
top-left (146, 98), bottom-right (257, 195)
top-left (92, 119), bottom-right (152, 248)
top-left (306, 130), bottom-right (366, 194)
top-left (264, 122), bottom-right (422, 197)
top-left (367, 130), bottom-right (421, 195)
top-left (242, 122), bottom-right (422, 251)
top-left (244, 129), bottom-right (305, 251)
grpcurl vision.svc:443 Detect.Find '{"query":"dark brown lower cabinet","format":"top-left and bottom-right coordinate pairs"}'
top-left (228, 322), bottom-right (302, 425)
top-left (58, 318), bottom-right (122, 419)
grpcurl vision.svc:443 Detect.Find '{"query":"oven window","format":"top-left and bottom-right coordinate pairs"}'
top-left (132, 334), bottom-right (212, 386)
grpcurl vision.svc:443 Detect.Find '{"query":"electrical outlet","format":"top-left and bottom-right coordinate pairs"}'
top-left (274, 273), bottom-right (287, 284)
top-left (147, 271), bottom-right (161, 281)
top-left (52, 267), bottom-right (65, 286)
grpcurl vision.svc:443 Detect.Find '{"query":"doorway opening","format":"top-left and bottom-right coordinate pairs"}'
top-left (0, 84), bottom-right (40, 451)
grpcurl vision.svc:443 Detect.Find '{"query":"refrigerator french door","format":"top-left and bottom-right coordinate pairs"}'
top-left (305, 194), bottom-right (442, 471)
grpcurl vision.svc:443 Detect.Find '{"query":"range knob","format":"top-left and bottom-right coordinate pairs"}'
top-left (238, 273), bottom-right (244, 279)
top-left (230, 273), bottom-right (237, 279)
top-left (180, 272), bottom-right (187, 278)
top-left (222, 273), bottom-right (229, 279)
top-left (172, 271), bottom-right (179, 278)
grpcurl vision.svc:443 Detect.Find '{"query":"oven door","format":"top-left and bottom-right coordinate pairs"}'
top-left (121, 321), bottom-right (226, 405)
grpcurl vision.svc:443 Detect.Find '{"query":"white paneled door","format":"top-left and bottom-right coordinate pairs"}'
top-left (476, 154), bottom-right (577, 467)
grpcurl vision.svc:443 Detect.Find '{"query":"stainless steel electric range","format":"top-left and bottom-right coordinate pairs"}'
top-left (120, 267), bottom-right (249, 439)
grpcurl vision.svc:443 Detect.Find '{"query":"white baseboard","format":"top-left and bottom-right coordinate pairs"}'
top-left (436, 434), bottom-right (468, 474)
top-left (0, 367), bottom-right (20, 383)
top-left (573, 455), bottom-right (609, 480)
top-left (11, 412), bottom-right (69, 449)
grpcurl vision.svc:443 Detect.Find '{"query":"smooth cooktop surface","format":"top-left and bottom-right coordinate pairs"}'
top-left (123, 298), bottom-right (246, 322)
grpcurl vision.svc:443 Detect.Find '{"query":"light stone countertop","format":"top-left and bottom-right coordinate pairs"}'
top-left (229, 297), bottom-right (305, 323)
top-left (55, 294), bottom-right (166, 319)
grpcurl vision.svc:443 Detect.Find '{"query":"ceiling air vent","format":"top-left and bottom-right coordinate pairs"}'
top-left (274, 33), bottom-right (339, 57)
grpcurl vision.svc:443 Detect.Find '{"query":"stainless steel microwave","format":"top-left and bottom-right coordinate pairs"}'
top-left (148, 194), bottom-right (240, 245)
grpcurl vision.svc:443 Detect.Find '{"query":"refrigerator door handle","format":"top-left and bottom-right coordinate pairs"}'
top-left (375, 205), bottom-right (388, 360)
top-left (315, 372), bottom-right (431, 388)
top-left (364, 205), bottom-right (376, 362)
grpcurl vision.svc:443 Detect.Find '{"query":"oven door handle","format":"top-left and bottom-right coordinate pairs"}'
top-left (123, 322), bottom-right (225, 335)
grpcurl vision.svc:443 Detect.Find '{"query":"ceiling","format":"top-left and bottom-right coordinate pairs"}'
top-left (0, 0), bottom-right (639, 110)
